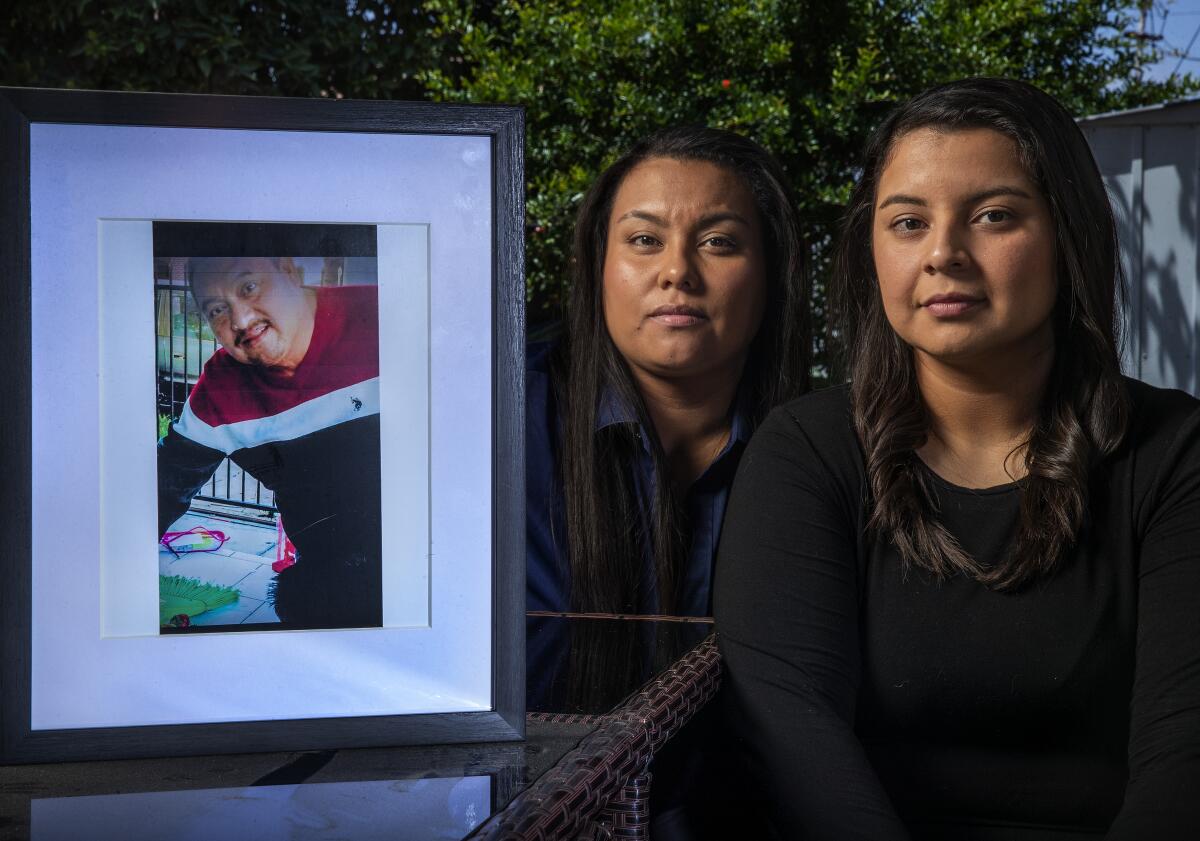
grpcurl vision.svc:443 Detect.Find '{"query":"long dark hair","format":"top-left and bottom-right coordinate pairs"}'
top-left (556, 125), bottom-right (810, 613)
top-left (833, 77), bottom-right (1129, 590)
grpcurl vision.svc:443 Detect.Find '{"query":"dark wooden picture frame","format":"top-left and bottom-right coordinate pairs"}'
top-left (0, 87), bottom-right (525, 763)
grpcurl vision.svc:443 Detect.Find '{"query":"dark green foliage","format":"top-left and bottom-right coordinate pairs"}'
top-left (423, 0), bottom-right (1198, 372)
top-left (1, 0), bottom-right (445, 99)
top-left (3, 1), bottom-right (1194, 373)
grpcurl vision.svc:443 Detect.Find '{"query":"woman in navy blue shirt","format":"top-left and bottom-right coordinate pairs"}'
top-left (527, 125), bottom-right (811, 617)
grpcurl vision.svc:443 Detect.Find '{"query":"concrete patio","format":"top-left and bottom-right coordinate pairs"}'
top-left (159, 509), bottom-right (282, 628)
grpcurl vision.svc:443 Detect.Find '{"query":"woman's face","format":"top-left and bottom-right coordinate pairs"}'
top-left (871, 127), bottom-right (1058, 369)
top-left (601, 157), bottom-right (767, 389)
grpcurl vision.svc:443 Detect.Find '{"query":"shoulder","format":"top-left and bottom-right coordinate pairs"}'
top-left (525, 338), bottom-right (569, 611)
top-left (317, 284), bottom-right (378, 326)
top-left (751, 383), bottom-right (861, 468)
top-left (308, 286), bottom-right (379, 370)
top-left (319, 283), bottom-right (377, 306)
top-left (1121, 377), bottom-right (1200, 473)
top-left (1124, 377), bottom-right (1200, 445)
top-left (526, 338), bottom-right (560, 413)
top-left (737, 383), bottom-right (865, 508)
top-left (773, 382), bottom-right (855, 433)
top-left (526, 338), bottom-right (563, 453)
top-left (186, 350), bottom-right (251, 420)
top-left (1119, 378), bottom-right (1200, 510)
top-left (527, 337), bottom-right (558, 375)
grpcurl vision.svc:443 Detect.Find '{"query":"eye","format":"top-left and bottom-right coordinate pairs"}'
top-left (977, 209), bottom-right (1013, 225)
top-left (629, 234), bottom-right (661, 248)
top-left (702, 235), bottom-right (738, 251)
top-left (241, 280), bottom-right (259, 295)
top-left (890, 217), bottom-right (926, 234)
top-left (205, 302), bottom-right (229, 321)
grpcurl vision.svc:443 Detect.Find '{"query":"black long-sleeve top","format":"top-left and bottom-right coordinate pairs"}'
top-left (714, 380), bottom-right (1200, 840)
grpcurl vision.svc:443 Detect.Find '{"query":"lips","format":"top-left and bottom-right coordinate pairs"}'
top-left (648, 304), bottom-right (708, 327)
top-left (238, 321), bottom-right (271, 347)
top-left (921, 293), bottom-right (984, 318)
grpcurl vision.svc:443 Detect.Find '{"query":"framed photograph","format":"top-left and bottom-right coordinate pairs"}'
top-left (0, 87), bottom-right (525, 762)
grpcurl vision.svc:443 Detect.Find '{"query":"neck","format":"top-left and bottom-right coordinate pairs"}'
top-left (915, 336), bottom-right (1054, 488)
top-left (632, 362), bottom-right (742, 490)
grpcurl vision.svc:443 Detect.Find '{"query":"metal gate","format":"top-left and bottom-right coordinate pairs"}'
top-left (155, 258), bottom-right (277, 519)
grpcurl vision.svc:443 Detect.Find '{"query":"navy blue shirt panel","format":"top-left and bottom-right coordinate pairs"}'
top-left (526, 340), bottom-right (750, 617)
top-left (526, 340), bottom-right (571, 615)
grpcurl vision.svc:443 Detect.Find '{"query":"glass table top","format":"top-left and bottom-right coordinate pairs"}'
top-left (1, 614), bottom-right (713, 841)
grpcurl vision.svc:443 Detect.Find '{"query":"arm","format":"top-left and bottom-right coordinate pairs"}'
top-left (157, 422), bottom-right (224, 537)
top-left (1107, 413), bottom-right (1200, 839)
top-left (714, 407), bottom-right (908, 840)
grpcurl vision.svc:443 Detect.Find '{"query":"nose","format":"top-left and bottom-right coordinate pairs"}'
top-left (228, 298), bottom-right (257, 331)
top-left (657, 242), bottom-right (699, 290)
top-left (924, 224), bottom-right (972, 275)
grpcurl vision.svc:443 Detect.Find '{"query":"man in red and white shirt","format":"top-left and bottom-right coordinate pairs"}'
top-left (158, 256), bottom-right (382, 629)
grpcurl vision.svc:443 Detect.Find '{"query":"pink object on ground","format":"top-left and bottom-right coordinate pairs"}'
top-left (160, 526), bottom-right (228, 555)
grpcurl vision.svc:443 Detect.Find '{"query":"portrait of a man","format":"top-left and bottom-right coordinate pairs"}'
top-left (155, 223), bottom-right (383, 632)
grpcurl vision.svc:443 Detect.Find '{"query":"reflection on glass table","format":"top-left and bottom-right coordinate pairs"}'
top-left (527, 613), bottom-right (712, 715)
top-left (32, 776), bottom-right (488, 841)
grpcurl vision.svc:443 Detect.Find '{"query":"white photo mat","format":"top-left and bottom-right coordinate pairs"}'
top-left (29, 123), bottom-right (494, 730)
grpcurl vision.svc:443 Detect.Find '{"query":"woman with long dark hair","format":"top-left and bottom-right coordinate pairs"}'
top-left (715, 78), bottom-right (1200, 838)
top-left (527, 125), bottom-right (810, 616)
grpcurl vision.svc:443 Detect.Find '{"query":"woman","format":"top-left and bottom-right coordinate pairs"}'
top-left (528, 125), bottom-right (810, 616)
top-left (715, 78), bottom-right (1200, 839)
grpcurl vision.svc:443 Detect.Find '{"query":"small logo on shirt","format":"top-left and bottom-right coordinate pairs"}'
top-left (351, 396), bottom-right (362, 412)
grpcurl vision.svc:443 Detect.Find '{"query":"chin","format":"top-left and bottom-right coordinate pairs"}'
top-left (915, 342), bottom-right (1003, 368)
top-left (653, 356), bottom-right (737, 383)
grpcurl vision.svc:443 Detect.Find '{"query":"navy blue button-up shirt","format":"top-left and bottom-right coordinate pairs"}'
top-left (526, 341), bottom-right (751, 617)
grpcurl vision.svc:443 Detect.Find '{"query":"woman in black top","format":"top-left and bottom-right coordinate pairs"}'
top-left (715, 78), bottom-right (1200, 838)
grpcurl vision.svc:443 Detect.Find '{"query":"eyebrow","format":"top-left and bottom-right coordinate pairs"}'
top-left (877, 185), bottom-right (1035, 210)
top-left (615, 209), bottom-right (753, 227)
